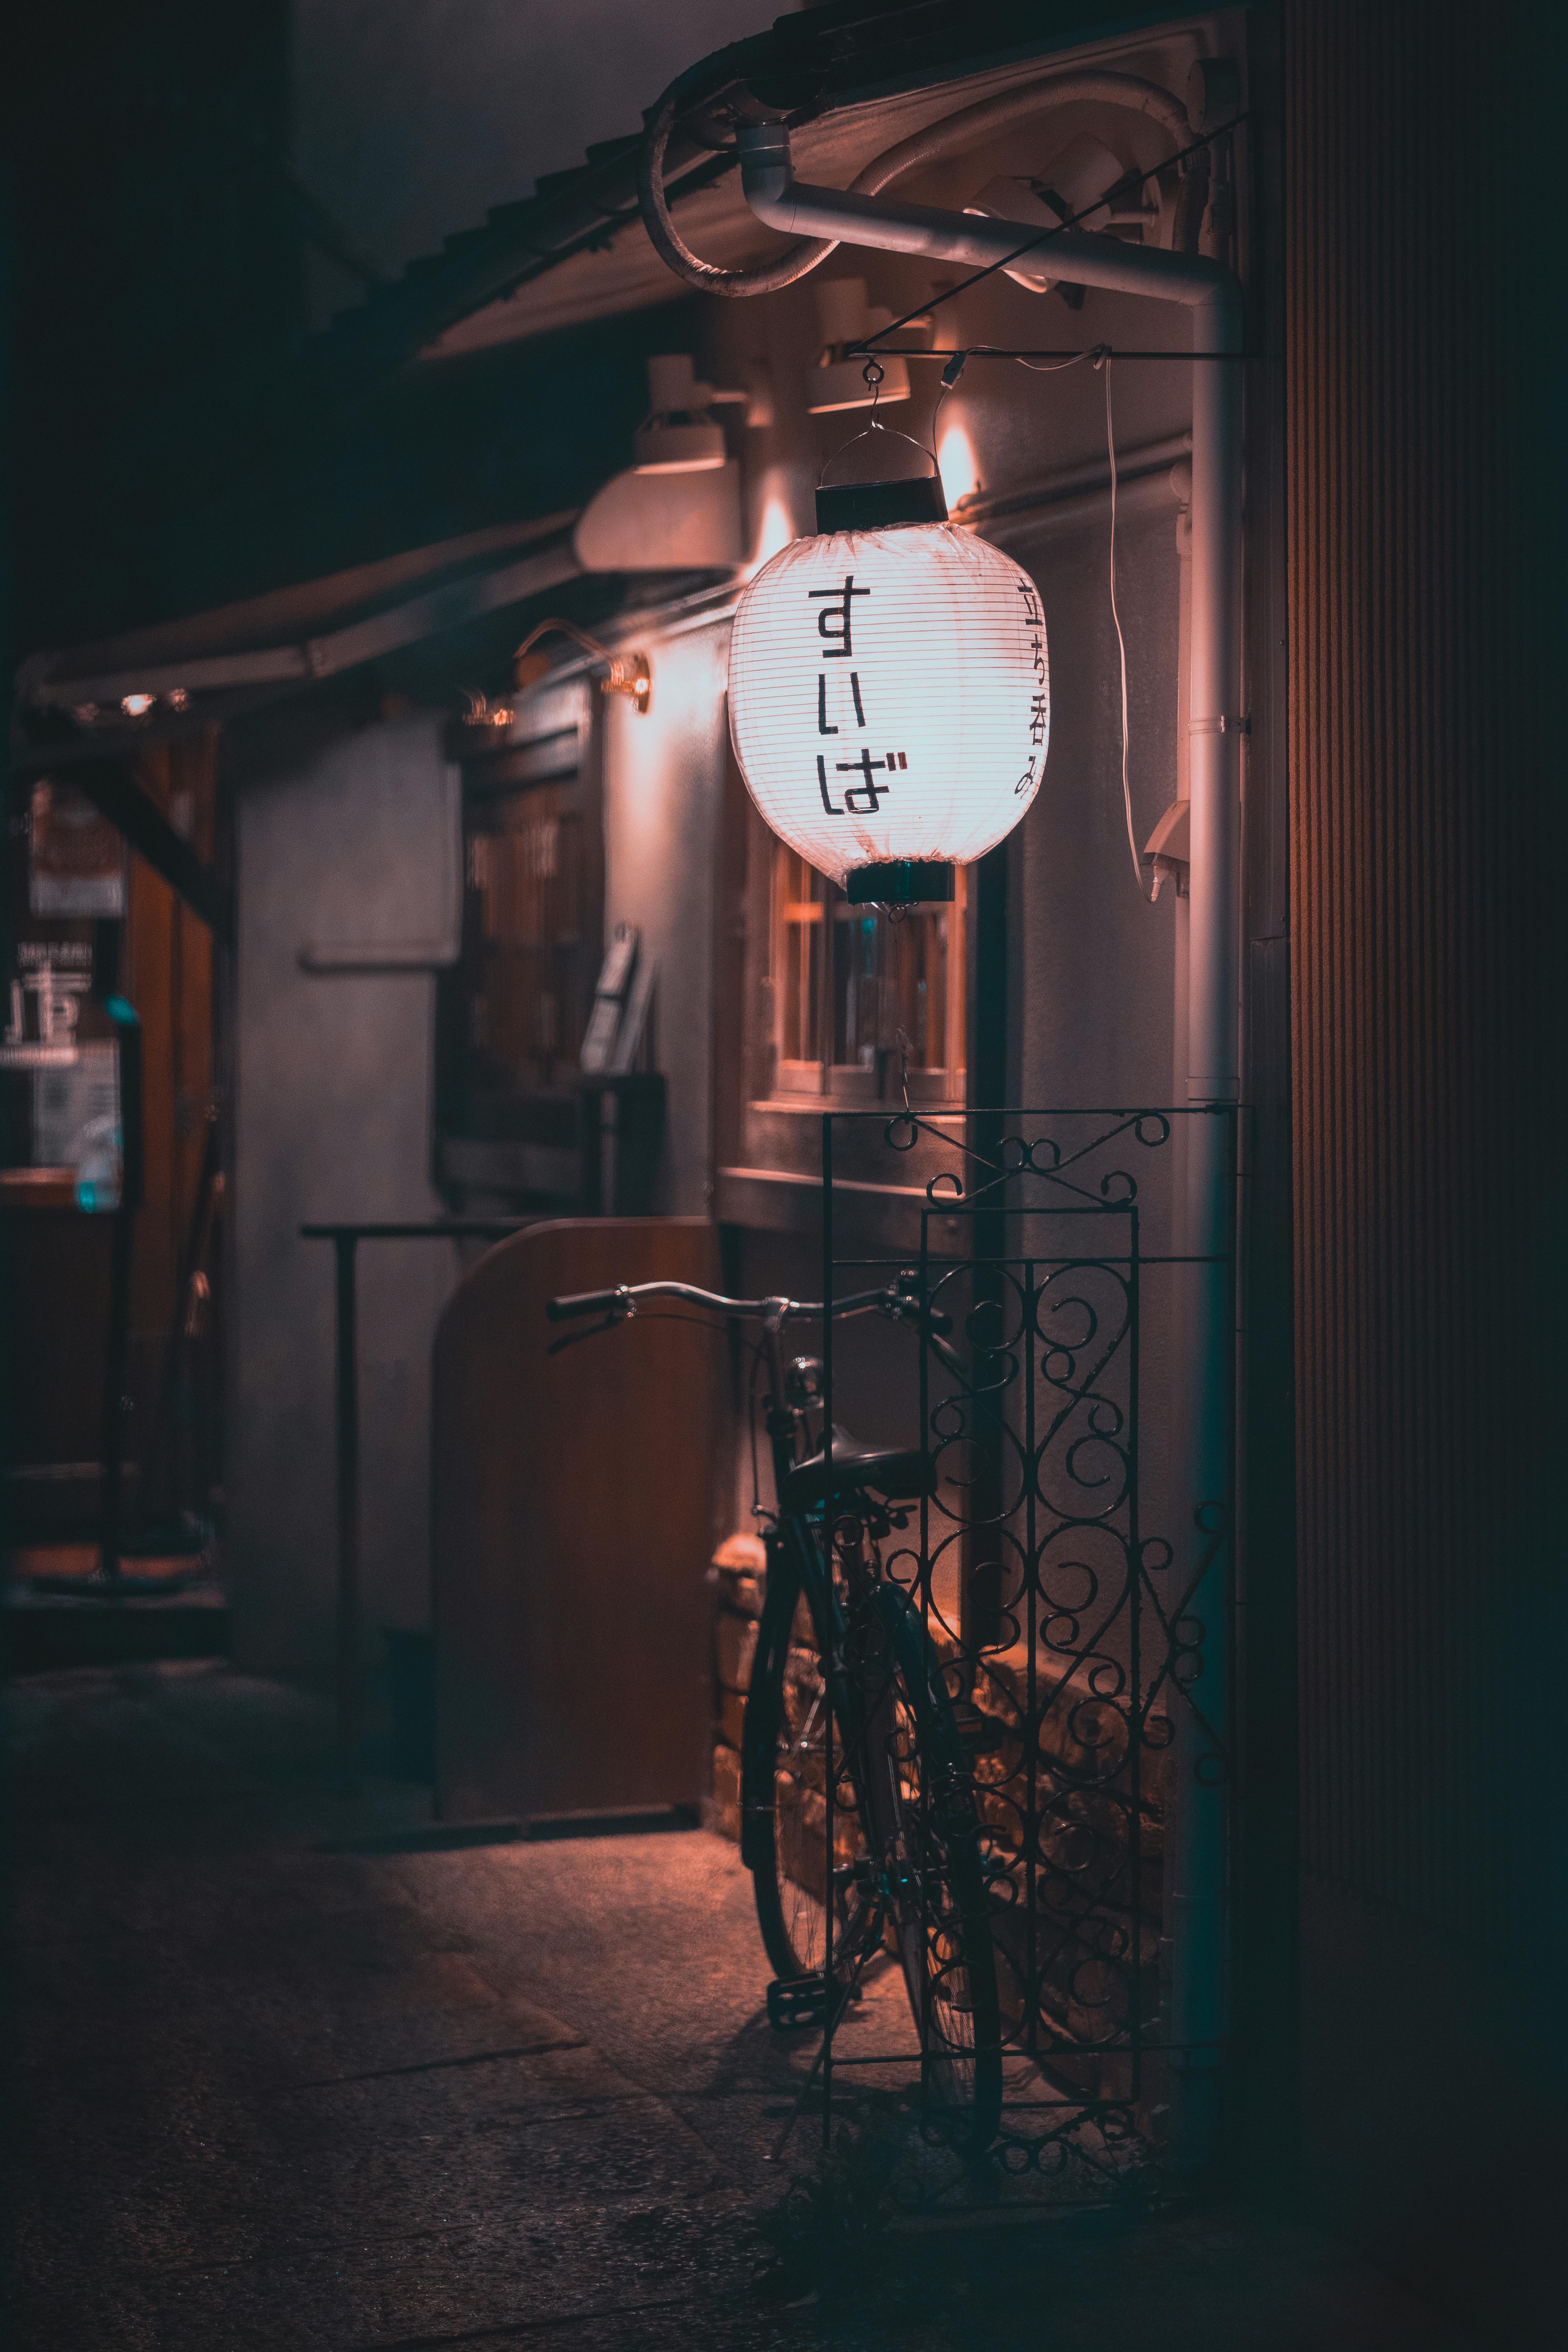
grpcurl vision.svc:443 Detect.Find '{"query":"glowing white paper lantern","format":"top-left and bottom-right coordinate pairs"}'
top-left (727, 480), bottom-right (1049, 902)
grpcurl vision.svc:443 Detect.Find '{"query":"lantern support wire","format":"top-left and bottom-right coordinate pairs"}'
top-left (927, 360), bottom-right (962, 457)
top-left (914, 347), bottom-right (1252, 362)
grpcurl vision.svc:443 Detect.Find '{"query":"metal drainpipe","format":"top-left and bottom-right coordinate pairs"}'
top-left (736, 121), bottom-right (1244, 2169)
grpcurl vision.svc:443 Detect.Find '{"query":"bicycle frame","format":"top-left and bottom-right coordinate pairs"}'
top-left (547, 1270), bottom-right (1004, 2146)
top-left (549, 1272), bottom-right (936, 1893)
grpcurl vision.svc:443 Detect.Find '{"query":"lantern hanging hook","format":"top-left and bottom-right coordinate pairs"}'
top-left (817, 353), bottom-right (944, 492)
top-left (818, 413), bottom-right (943, 492)
top-left (863, 354), bottom-right (885, 445)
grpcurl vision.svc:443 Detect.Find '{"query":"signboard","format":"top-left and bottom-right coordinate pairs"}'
top-left (29, 779), bottom-right (126, 917)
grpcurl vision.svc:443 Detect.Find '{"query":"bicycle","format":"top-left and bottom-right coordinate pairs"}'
top-left (546, 1272), bottom-right (1002, 2151)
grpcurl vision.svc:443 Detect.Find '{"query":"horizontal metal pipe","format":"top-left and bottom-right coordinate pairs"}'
top-left (741, 122), bottom-right (1233, 318)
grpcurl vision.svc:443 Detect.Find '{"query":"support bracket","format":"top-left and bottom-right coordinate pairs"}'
top-left (68, 760), bottom-right (233, 941)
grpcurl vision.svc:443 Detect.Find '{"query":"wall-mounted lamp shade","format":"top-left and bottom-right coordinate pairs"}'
top-left (573, 460), bottom-right (742, 572)
top-left (634, 417), bottom-right (726, 472)
top-left (633, 352), bottom-right (742, 473)
top-left (728, 500), bottom-right (1048, 901)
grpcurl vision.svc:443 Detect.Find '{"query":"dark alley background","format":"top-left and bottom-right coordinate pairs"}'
top-left (7, 0), bottom-right (752, 658)
top-left (5, 3), bottom-right (1566, 2348)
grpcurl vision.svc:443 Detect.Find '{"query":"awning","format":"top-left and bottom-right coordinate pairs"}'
top-left (18, 511), bottom-right (580, 742)
top-left (15, 0), bottom-right (1181, 749)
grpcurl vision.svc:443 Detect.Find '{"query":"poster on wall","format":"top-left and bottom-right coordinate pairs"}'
top-left (29, 778), bottom-right (126, 916)
top-left (2, 940), bottom-right (92, 1068)
top-left (30, 1044), bottom-right (119, 1171)
top-left (1, 939), bottom-right (120, 1172)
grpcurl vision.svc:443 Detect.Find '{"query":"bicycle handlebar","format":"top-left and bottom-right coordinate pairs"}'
top-left (547, 1285), bottom-right (634, 1321)
top-left (544, 1279), bottom-right (952, 1334)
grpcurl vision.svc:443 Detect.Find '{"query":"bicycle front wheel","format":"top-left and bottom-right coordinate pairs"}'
top-left (744, 1534), bottom-right (1002, 2152)
top-left (742, 1536), bottom-right (869, 1984)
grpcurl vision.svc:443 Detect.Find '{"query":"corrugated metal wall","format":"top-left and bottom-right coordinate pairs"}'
top-left (1284, 0), bottom-right (1564, 2325)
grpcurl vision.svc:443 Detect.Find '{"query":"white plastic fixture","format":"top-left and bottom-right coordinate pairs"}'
top-left (806, 277), bottom-right (912, 413)
top-left (965, 135), bottom-right (1166, 294)
top-left (727, 512), bottom-right (1049, 902)
top-left (633, 353), bottom-right (739, 473)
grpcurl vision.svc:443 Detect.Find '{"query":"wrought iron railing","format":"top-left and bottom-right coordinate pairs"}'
top-left (813, 1104), bottom-right (1236, 2200)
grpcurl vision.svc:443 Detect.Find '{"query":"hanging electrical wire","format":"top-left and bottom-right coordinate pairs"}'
top-left (930, 341), bottom-right (1152, 902)
top-left (1015, 349), bottom-right (1100, 377)
top-left (1095, 351), bottom-right (1157, 904)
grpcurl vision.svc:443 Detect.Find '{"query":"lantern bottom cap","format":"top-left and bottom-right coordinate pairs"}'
top-left (845, 860), bottom-right (956, 906)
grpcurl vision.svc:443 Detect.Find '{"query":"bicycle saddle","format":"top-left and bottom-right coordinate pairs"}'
top-left (781, 1425), bottom-right (934, 1515)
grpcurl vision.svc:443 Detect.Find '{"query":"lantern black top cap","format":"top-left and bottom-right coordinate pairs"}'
top-left (815, 474), bottom-right (949, 535)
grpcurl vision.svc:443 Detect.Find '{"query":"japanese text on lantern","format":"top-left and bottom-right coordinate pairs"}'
top-left (807, 575), bottom-right (905, 816)
top-left (1015, 577), bottom-right (1047, 796)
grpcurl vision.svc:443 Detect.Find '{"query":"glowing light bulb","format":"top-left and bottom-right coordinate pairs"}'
top-left (751, 487), bottom-right (797, 571)
top-left (936, 419), bottom-right (981, 508)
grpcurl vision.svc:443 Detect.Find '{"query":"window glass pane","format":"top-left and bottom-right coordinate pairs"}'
top-left (776, 849), bottom-right (823, 1066)
top-left (833, 906), bottom-right (882, 1068)
top-left (831, 897), bottom-right (961, 1071)
top-left (767, 840), bottom-right (966, 1097)
top-left (466, 785), bottom-right (584, 1087)
top-left (889, 905), bottom-right (949, 1069)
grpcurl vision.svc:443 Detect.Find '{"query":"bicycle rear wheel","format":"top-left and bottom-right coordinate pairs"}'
top-left (852, 1583), bottom-right (1003, 2151)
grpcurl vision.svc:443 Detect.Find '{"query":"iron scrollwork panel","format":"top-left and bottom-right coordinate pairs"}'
top-left (822, 1107), bottom-right (1236, 2193)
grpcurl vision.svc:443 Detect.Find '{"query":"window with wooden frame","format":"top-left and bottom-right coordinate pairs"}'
top-left (770, 841), bottom-right (967, 1107)
top-left (463, 782), bottom-right (587, 1083)
top-left (435, 679), bottom-right (603, 1166)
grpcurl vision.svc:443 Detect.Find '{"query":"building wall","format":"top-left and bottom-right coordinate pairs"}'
top-left (229, 702), bottom-right (464, 1673)
top-left (1007, 497), bottom-right (1183, 1111)
top-left (677, 24), bottom-right (1240, 1896)
top-left (601, 617), bottom-right (732, 1216)
top-left (1285, 2), bottom-right (1564, 2334)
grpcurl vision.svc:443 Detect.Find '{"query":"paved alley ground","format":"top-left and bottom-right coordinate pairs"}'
top-left (6, 1662), bottom-right (1484, 2349)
